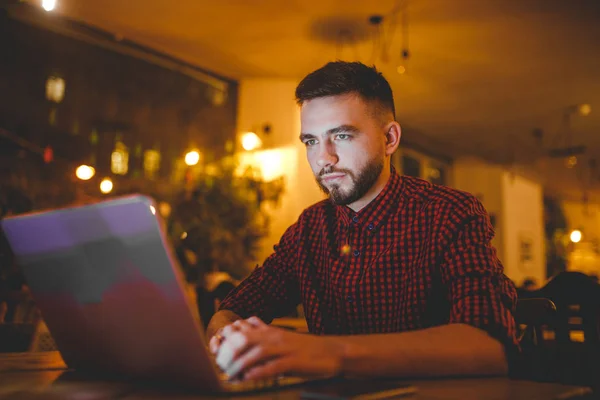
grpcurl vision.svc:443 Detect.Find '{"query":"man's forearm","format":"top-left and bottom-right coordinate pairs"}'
top-left (328, 323), bottom-right (508, 378)
top-left (206, 309), bottom-right (242, 339)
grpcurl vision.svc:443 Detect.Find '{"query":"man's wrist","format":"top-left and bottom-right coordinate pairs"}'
top-left (206, 309), bottom-right (242, 339)
top-left (322, 335), bottom-right (351, 378)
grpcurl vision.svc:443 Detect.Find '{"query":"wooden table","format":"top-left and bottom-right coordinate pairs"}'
top-left (0, 352), bottom-right (593, 399)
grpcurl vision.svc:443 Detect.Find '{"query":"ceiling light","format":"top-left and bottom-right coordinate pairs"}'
top-left (42, 0), bottom-right (56, 12)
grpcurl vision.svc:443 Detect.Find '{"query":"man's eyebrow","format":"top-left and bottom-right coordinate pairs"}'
top-left (299, 133), bottom-right (315, 142)
top-left (299, 125), bottom-right (360, 142)
top-left (326, 125), bottom-right (360, 135)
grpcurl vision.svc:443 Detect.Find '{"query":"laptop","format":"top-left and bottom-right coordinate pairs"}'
top-left (0, 195), bottom-right (315, 392)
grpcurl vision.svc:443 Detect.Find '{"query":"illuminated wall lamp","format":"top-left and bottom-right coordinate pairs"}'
top-left (241, 132), bottom-right (262, 151)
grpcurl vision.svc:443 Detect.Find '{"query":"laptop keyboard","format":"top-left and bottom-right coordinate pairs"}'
top-left (209, 351), bottom-right (308, 392)
top-left (222, 376), bottom-right (307, 392)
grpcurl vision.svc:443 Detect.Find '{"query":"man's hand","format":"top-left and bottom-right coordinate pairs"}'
top-left (207, 309), bottom-right (242, 354)
top-left (211, 317), bottom-right (343, 381)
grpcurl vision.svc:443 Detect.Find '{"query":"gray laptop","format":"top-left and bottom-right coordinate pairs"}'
top-left (0, 195), bottom-right (312, 392)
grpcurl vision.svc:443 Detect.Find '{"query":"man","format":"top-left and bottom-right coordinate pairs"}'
top-left (207, 61), bottom-right (518, 381)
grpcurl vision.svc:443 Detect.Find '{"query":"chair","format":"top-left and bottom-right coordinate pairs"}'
top-left (515, 297), bottom-right (557, 344)
top-left (540, 272), bottom-right (600, 345)
top-left (512, 297), bottom-right (557, 381)
top-left (536, 272), bottom-right (600, 387)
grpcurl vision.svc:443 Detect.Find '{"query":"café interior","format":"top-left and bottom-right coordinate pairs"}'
top-left (0, 0), bottom-right (599, 398)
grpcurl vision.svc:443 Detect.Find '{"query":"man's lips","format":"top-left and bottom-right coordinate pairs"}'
top-left (321, 173), bottom-right (346, 182)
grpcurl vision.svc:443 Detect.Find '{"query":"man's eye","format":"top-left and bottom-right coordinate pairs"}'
top-left (336, 134), bottom-right (350, 140)
top-left (305, 139), bottom-right (317, 146)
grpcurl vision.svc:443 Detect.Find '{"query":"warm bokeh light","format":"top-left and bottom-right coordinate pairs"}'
top-left (397, 65), bottom-right (406, 75)
top-left (184, 150), bottom-right (200, 166)
top-left (578, 103), bottom-right (592, 116)
top-left (111, 144), bottom-right (129, 175)
top-left (237, 147), bottom-right (296, 182)
top-left (158, 202), bottom-right (171, 218)
top-left (241, 132), bottom-right (262, 151)
top-left (99, 178), bottom-right (113, 194)
top-left (570, 229), bottom-right (582, 243)
top-left (75, 165), bottom-right (95, 181)
top-left (45, 76), bottom-right (65, 103)
top-left (42, 0), bottom-right (56, 12)
top-left (254, 149), bottom-right (284, 181)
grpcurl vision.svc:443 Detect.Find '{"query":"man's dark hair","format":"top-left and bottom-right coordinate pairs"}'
top-left (295, 61), bottom-right (396, 120)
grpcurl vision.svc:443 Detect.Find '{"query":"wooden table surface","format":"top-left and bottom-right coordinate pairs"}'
top-left (0, 352), bottom-right (593, 400)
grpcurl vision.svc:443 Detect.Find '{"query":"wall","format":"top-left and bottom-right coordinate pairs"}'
top-left (562, 201), bottom-right (600, 241)
top-left (562, 201), bottom-right (600, 276)
top-left (501, 173), bottom-right (546, 286)
top-left (452, 157), bottom-right (546, 286)
top-left (236, 79), bottom-right (323, 264)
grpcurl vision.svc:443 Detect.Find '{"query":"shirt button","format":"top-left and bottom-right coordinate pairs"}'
top-left (347, 295), bottom-right (354, 303)
top-left (353, 250), bottom-right (360, 257)
top-left (368, 223), bottom-right (374, 230)
top-left (352, 216), bottom-right (359, 223)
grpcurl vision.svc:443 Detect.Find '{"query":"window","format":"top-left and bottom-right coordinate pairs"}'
top-left (111, 141), bottom-right (129, 175)
top-left (45, 76), bottom-right (65, 103)
top-left (144, 149), bottom-right (161, 179)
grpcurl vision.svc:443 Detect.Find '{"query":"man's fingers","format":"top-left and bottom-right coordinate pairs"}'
top-left (221, 319), bottom-right (254, 339)
top-left (243, 357), bottom-right (293, 381)
top-left (209, 335), bottom-right (221, 354)
top-left (220, 323), bottom-right (238, 338)
top-left (216, 331), bottom-right (253, 371)
top-left (225, 342), bottom-right (284, 379)
top-left (212, 318), bottom-right (262, 356)
top-left (246, 316), bottom-right (265, 327)
top-left (209, 328), bottom-right (225, 354)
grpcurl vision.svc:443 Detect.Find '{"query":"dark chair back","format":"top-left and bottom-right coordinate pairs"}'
top-left (540, 271), bottom-right (600, 346)
top-left (530, 272), bottom-right (600, 387)
top-left (515, 297), bottom-right (556, 343)
top-left (513, 297), bottom-right (556, 381)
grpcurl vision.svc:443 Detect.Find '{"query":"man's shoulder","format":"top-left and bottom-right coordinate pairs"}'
top-left (275, 199), bottom-right (329, 241)
top-left (298, 198), bottom-right (330, 221)
top-left (401, 175), bottom-right (483, 214)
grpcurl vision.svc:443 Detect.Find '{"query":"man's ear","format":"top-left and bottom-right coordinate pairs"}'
top-left (384, 121), bottom-right (401, 155)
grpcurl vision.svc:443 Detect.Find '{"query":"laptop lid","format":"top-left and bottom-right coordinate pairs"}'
top-left (1, 195), bottom-right (222, 390)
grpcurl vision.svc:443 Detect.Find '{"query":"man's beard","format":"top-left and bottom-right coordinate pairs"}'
top-left (316, 158), bottom-right (384, 206)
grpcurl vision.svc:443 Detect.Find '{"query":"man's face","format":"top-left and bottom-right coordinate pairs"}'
top-left (299, 94), bottom-right (388, 206)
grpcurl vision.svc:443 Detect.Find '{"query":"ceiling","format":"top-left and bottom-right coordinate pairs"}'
top-left (21, 0), bottom-right (600, 200)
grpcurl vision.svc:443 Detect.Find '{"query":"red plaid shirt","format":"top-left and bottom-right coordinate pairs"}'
top-left (219, 169), bottom-right (519, 350)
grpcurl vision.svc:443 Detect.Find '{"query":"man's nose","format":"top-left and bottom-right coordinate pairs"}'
top-left (316, 142), bottom-right (338, 169)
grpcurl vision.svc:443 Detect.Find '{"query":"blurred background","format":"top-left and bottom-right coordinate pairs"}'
top-left (0, 0), bottom-right (599, 356)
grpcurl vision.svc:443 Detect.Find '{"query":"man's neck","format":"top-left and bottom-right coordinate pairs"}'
top-left (346, 166), bottom-right (392, 212)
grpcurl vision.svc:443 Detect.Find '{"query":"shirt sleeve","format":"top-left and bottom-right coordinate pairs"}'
top-left (438, 196), bottom-right (519, 352)
top-left (217, 219), bottom-right (302, 323)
